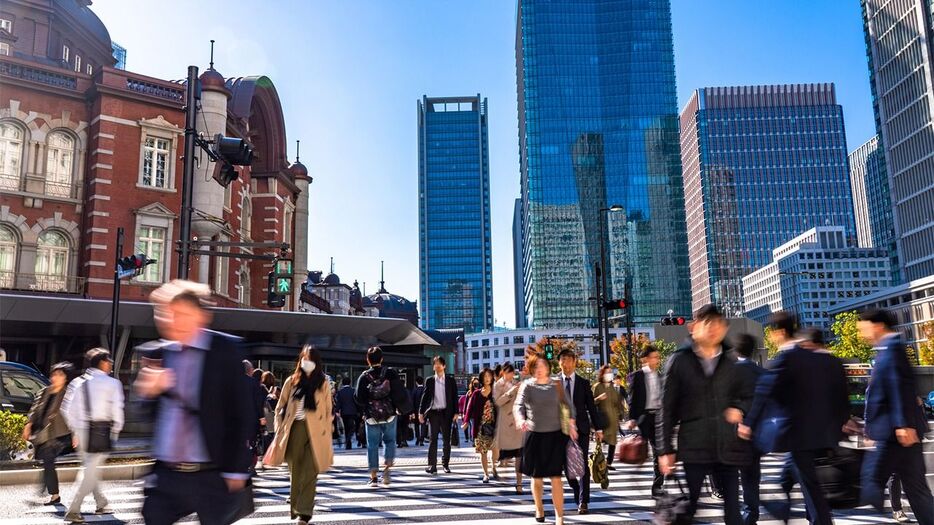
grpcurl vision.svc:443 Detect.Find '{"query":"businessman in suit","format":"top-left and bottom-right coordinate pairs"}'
top-left (741, 312), bottom-right (850, 525)
top-left (628, 345), bottom-right (664, 495)
top-left (558, 349), bottom-right (604, 514)
top-left (732, 334), bottom-right (764, 525)
top-left (419, 356), bottom-right (458, 474)
top-left (857, 309), bottom-right (933, 525)
top-left (135, 280), bottom-right (254, 525)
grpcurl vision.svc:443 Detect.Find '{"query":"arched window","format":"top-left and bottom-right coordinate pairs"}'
top-left (46, 131), bottom-right (75, 197)
top-left (238, 269), bottom-right (251, 306)
top-left (0, 122), bottom-right (24, 191)
top-left (0, 225), bottom-right (17, 288)
top-left (240, 194), bottom-right (252, 241)
top-left (35, 230), bottom-right (69, 291)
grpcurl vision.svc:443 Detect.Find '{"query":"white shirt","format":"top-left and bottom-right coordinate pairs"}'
top-left (431, 374), bottom-right (446, 410)
top-left (61, 368), bottom-right (125, 436)
top-left (560, 371), bottom-right (576, 403)
top-left (643, 366), bottom-right (661, 411)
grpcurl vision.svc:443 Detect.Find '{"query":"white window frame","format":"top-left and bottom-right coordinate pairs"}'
top-left (141, 136), bottom-right (171, 189)
top-left (240, 193), bottom-right (252, 241)
top-left (0, 224), bottom-right (18, 288)
top-left (0, 19), bottom-right (12, 33)
top-left (238, 268), bottom-right (251, 306)
top-left (86, 63), bottom-right (93, 75)
top-left (0, 121), bottom-right (25, 191)
top-left (35, 230), bottom-right (70, 292)
top-left (137, 117), bottom-right (181, 192)
top-left (135, 225), bottom-right (166, 283)
top-left (62, 45), bottom-right (69, 63)
top-left (282, 201), bottom-right (294, 244)
top-left (74, 55), bottom-right (81, 73)
top-left (133, 203), bottom-right (176, 285)
top-left (45, 130), bottom-right (76, 198)
top-left (0, 43), bottom-right (9, 56)
top-left (214, 232), bottom-right (230, 296)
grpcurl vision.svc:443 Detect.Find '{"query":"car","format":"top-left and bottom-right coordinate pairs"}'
top-left (0, 362), bottom-right (50, 414)
top-left (925, 391), bottom-right (934, 417)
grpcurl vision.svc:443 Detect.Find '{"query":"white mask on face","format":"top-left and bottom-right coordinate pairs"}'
top-left (603, 373), bottom-right (614, 383)
top-left (300, 359), bottom-right (316, 374)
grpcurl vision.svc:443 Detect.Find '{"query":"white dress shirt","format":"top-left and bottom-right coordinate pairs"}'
top-left (61, 368), bottom-right (125, 437)
top-left (643, 366), bottom-right (662, 411)
top-left (431, 374), bottom-right (447, 410)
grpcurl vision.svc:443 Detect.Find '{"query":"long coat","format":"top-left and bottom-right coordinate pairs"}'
top-left (268, 376), bottom-right (334, 472)
top-left (493, 378), bottom-right (524, 451)
top-left (592, 382), bottom-right (621, 445)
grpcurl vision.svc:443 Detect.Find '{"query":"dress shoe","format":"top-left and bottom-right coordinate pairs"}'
top-left (64, 512), bottom-right (84, 523)
top-left (426, 467), bottom-right (438, 474)
top-left (443, 466), bottom-right (451, 473)
top-left (578, 503), bottom-right (589, 515)
top-left (43, 495), bottom-right (61, 506)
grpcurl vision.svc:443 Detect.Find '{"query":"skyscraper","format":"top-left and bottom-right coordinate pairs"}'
top-left (862, 0), bottom-right (934, 281)
top-left (680, 84), bottom-right (857, 315)
top-left (418, 95), bottom-right (493, 333)
top-left (512, 198), bottom-right (527, 328)
top-left (848, 136), bottom-right (900, 282)
top-left (515, 0), bottom-right (691, 329)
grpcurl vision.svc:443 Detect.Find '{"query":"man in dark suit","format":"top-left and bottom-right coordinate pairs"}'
top-left (411, 377), bottom-right (426, 446)
top-left (628, 345), bottom-right (664, 495)
top-left (558, 349), bottom-right (604, 515)
top-left (857, 309), bottom-right (933, 525)
top-left (419, 356), bottom-right (458, 474)
top-left (335, 377), bottom-right (360, 450)
top-left (135, 280), bottom-right (254, 525)
top-left (741, 312), bottom-right (850, 525)
top-left (732, 334), bottom-right (765, 525)
top-left (659, 304), bottom-right (751, 525)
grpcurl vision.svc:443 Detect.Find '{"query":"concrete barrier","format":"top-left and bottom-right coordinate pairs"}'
top-left (0, 461), bottom-right (153, 486)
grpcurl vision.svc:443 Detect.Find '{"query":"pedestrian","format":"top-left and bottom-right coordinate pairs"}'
top-left (658, 304), bottom-right (749, 525)
top-left (244, 360), bottom-right (268, 471)
top-left (857, 308), bottom-right (933, 525)
top-left (464, 367), bottom-right (498, 482)
top-left (557, 349), bottom-right (603, 515)
top-left (741, 312), bottom-right (850, 525)
top-left (412, 376), bottom-right (426, 446)
top-left (61, 349), bottom-right (124, 523)
top-left (354, 346), bottom-right (409, 487)
top-left (335, 377), bottom-right (360, 450)
top-left (265, 345), bottom-right (333, 524)
top-left (460, 378), bottom-right (478, 444)
top-left (134, 280), bottom-right (255, 525)
top-left (493, 362), bottom-right (525, 494)
top-left (396, 375), bottom-right (412, 448)
top-left (23, 361), bottom-right (75, 506)
top-left (592, 364), bottom-right (621, 471)
top-left (628, 346), bottom-right (664, 494)
top-left (515, 352), bottom-right (576, 524)
top-left (732, 334), bottom-right (764, 525)
top-left (889, 475), bottom-right (909, 523)
top-left (419, 356), bottom-right (458, 474)
top-left (252, 368), bottom-right (264, 383)
top-left (260, 371), bottom-right (279, 450)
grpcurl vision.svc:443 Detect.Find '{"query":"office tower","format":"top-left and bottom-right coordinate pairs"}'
top-left (849, 136), bottom-right (900, 282)
top-left (516, 0), bottom-right (691, 329)
top-left (680, 84), bottom-right (857, 315)
top-left (417, 95), bottom-right (493, 333)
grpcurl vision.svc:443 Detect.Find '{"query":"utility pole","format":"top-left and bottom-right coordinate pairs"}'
top-left (177, 65), bottom-right (199, 279)
top-left (109, 227), bottom-right (124, 351)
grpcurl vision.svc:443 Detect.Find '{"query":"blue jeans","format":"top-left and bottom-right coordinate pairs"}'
top-left (365, 419), bottom-right (397, 472)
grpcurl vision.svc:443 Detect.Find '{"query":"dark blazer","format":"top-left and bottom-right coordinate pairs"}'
top-left (419, 374), bottom-right (458, 418)
top-left (628, 368), bottom-right (659, 423)
top-left (335, 385), bottom-right (358, 416)
top-left (733, 359), bottom-right (764, 410)
top-left (659, 344), bottom-right (751, 466)
top-left (560, 373), bottom-right (604, 435)
top-left (865, 334), bottom-right (926, 440)
top-left (411, 385), bottom-right (425, 413)
top-left (744, 346), bottom-right (849, 451)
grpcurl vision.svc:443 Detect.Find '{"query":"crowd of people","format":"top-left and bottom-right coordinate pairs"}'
top-left (17, 280), bottom-right (933, 525)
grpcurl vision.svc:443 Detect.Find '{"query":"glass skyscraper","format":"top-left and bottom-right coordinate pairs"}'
top-left (848, 136), bottom-right (900, 283)
top-left (516, 0), bottom-right (691, 329)
top-left (680, 84), bottom-right (857, 315)
top-left (418, 95), bottom-right (493, 333)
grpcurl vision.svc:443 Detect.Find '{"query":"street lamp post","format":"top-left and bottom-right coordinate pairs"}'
top-left (598, 205), bottom-right (624, 366)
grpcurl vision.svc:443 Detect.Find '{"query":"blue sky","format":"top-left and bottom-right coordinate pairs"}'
top-left (93, 0), bottom-right (875, 328)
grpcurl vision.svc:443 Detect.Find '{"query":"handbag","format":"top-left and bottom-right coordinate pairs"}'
top-left (814, 446), bottom-right (864, 509)
top-left (617, 429), bottom-right (648, 464)
top-left (82, 379), bottom-right (113, 453)
top-left (589, 438), bottom-right (609, 489)
top-left (566, 437), bottom-right (585, 480)
top-left (654, 475), bottom-right (692, 525)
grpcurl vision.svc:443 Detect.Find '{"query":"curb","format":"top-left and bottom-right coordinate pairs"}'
top-left (0, 462), bottom-right (154, 486)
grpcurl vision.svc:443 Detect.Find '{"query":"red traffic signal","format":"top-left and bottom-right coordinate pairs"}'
top-left (604, 299), bottom-right (628, 311)
top-left (661, 316), bottom-right (687, 326)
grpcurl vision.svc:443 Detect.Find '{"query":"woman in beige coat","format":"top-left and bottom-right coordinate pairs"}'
top-left (493, 362), bottom-right (525, 493)
top-left (267, 345), bottom-right (334, 525)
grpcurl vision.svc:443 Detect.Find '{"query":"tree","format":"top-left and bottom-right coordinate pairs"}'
top-left (527, 337), bottom-right (595, 381)
top-left (763, 326), bottom-right (780, 359)
top-left (828, 311), bottom-right (875, 363)
top-left (609, 334), bottom-right (677, 387)
top-left (918, 320), bottom-right (934, 366)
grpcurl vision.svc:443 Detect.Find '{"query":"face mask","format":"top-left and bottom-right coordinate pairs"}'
top-left (603, 373), bottom-right (614, 383)
top-left (300, 359), bottom-right (316, 374)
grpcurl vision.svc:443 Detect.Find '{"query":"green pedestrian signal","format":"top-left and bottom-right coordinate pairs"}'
top-left (276, 277), bottom-right (291, 293)
top-left (544, 343), bottom-right (555, 360)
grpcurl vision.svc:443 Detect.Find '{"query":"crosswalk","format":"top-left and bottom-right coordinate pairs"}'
top-left (2, 455), bottom-right (916, 524)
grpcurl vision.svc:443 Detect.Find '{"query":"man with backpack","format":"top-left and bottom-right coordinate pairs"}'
top-left (354, 346), bottom-right (411, 487)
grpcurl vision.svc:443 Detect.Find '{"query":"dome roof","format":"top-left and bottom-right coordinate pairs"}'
top-left (323, 273), bottom-right (341, 285)
top-left (289, 160), bottom-right (309, 180)
top-left (57, 1), bottom-right (113, 61)
top-left (199, 68), bottom-right (230, 96)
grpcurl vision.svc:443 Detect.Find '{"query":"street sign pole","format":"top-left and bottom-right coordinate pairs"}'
top-left (109, 227), bottom-right (124, 351)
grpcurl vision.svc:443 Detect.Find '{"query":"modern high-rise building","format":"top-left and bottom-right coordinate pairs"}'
top-left (512, 198), bottom-right (527, 328)
top-left (515, 0), bottom-right (691, 329)
top-left (417, 95), bottom-right (493, 333)
top-left (680, 84), bottom-right (857, 315)
top-left (861, 0), bottom-right (934, 281)
top-left (848, 136), bottom-right (900, 282)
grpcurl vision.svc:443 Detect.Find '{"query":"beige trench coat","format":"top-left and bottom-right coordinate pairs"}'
top-left (493, 378), bottom-right (524, 451)
top-left (267, 376), bottom-right (334, 472)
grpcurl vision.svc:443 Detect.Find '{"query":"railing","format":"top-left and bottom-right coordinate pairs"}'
top-left (44, 180), bottom-right (74, 198)
top-left (0, 59), bottom-right (78, 90)
top-left (0, 271), bottom-right (86, 294)
top-left (0, 174), bottom-right (19, 191)
top-left (126, 78), bottom-right (185, 102)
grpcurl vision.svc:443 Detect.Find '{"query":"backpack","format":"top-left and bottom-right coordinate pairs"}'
top-left (366, 368), bottom-right (395, 422)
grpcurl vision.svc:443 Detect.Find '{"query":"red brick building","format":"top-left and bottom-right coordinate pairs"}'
top-left (0, 0), bottom-right (310, 309)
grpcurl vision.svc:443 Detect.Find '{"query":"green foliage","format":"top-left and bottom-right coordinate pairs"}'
top-left (828, 311), bottom-right (875, 363)
top-left (0, 410), bottom-right (28, 458)
top-left (764, 326), bottom-right (780, 359)
top-left (918, 321), bottom-right (934, 366)
top-left (609, 334), bottom-right (677, 387)
top-left (528, 338), bottom-right (595, 381)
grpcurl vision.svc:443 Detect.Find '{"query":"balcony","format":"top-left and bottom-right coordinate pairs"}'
top-left (0, 271), bottom-right (86, 294)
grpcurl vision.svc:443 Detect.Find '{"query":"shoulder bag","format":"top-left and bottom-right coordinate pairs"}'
top-left (83, 378), bottom-right (114, 453)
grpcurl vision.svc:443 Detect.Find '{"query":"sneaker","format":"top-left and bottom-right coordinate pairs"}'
top-left (443, 466), bottom-right (451, 473)
top-left (893, 510), bottom-right (910, 523)
top-left (95, 506), bottom-right (113, 515)
top-left (63, 512), bottom-right (84, 524)
top-left (482, 475), bottom-right (490, 483)
top-left (367, 477), bottom-right (378, 488)
top-left (382, 465), bottom-right (392, 486)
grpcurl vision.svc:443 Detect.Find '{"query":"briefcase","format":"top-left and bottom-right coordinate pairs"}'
top-left (616, 431), bottom-right (648, 465)
top-left (814, 446), bottom-right (863, 509)
top-left (654, 475), bottom-right (691, 525)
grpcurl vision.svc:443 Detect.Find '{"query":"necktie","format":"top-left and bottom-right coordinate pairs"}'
top-left (565, 377), bottom-right (572, 401)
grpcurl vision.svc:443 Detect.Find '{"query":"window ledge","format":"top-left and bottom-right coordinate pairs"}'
top-left (1, 188), bottom-right (81, 204)
top-left (136, 183), bottom-right (176, 193)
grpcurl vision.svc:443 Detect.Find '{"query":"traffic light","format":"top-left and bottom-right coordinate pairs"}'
top-left (543, 342), bottom-right (555, 360)
top-left (266, 258), bottom-right (293, 308)
top-left (213, 163), bottom-right (238, 188)
top-left (604, 299), bottom-right (628, 311)
top-left (661, 316), bottom-right (687, 326)
top-left (210, 133), bottom-right (254, 188)
top-left (116, 253), bottom-right (156, 279)
top-left (267, 272), bottom-right (286, 308)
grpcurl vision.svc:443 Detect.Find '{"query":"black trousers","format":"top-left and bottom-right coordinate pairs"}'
top-left (740, 457), bottom-right (761, 525)
top-left (426, 410), bottom-right (453, 468)
top-left (341, 415), bottom-right (359, 449)
top-left (888, 475), bottom-right (903, 512)
top-left (790, 449), bottom-right (833, 525)
top-left (35, 440), bottom-right (63, 495)
top-left (638, 412), bottom-right (663, 491)
top-left (684, 463), bottom-right (741, 525)
top-left (565, 430), bottom-right (591, 506)
top-left (862, 440), bottom-right (933, 525)
top-left (142, 465), bottom-right (244, 525)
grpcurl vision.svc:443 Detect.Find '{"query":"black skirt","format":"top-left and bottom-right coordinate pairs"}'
top-left (499, 447), bottom-right (522, 460)
top-left (521, 430), bottom-right (567, 478)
